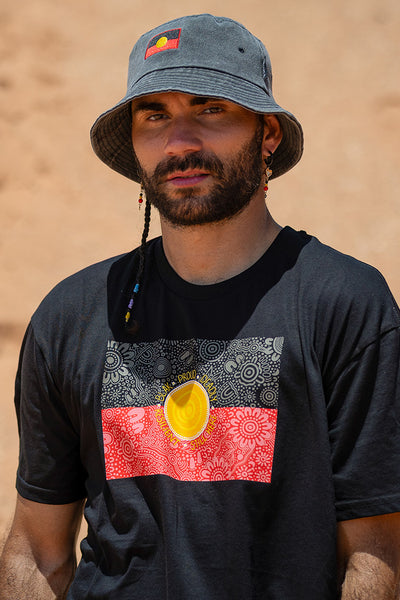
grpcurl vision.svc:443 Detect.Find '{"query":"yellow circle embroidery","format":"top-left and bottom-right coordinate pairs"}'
top-left (164, 381), bottom-right (210, 441)
top-left (156, 36), bottom-right (168, 48)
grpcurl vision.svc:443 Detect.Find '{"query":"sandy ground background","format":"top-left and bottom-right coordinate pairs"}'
top-left (1, 0), bottom-right (399, 547)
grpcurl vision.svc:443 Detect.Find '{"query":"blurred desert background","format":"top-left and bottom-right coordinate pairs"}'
top-left (1, 0), bottom-right (399, 546)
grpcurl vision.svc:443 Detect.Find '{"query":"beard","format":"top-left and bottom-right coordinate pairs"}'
top-left (136, 121), bottom-right (265, 227)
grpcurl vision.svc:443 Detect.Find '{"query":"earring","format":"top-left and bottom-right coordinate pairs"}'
top-left (264, 153), bottom-right (273, 199)
top-left (138, 185), bottom-right (144, 209)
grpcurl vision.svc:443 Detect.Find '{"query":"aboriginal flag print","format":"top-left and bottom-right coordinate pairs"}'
top-left (144, 28), bottom-right (182, 59)
top-left (101, 336), bottom-right (283, 483)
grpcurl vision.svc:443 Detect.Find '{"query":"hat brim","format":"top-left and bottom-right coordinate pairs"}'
top-left (90, 67), bottom-right (303, 182)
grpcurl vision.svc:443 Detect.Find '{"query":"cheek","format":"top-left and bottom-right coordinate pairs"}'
top-left (131, 141), bottom-right (156, 179)
top-left (131, 128), bottom-right (160, 167)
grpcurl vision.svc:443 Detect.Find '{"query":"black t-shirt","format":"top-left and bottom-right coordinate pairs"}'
top-left (15, 227), bottom-right (400, 599)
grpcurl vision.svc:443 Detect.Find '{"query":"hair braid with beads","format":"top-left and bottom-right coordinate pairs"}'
top-left (124, 196), bottom-right (152, 335)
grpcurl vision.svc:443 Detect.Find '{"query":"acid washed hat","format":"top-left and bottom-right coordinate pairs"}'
top-left (90, 14), bottom-right (304, 181)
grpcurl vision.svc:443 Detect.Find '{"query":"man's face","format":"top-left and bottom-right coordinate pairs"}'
top-left (131, 92), bottom-right (267, 227)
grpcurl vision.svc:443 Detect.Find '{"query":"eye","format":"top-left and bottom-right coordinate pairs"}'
top-left (147, 113), bottom-right (168, 121)
top-left (202, 106), bottom-right (224, 114)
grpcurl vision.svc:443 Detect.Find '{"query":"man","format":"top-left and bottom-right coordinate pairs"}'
top-left (1, 13), bottom-right (399, 599)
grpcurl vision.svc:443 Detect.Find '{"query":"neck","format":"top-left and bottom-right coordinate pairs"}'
top-left (159, 193), bottom-right (281, 285)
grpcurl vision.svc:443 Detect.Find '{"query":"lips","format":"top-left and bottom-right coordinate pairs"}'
top-left (166, 170), bottom-right (209, 187)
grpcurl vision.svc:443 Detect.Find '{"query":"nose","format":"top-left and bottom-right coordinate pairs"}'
top-left (164, 117), bottom-right (203, 156)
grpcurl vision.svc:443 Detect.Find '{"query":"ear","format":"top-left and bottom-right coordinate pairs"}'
top-left (262, 115), bottom-right (283, 158)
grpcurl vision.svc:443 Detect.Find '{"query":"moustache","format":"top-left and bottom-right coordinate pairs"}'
top-left (153, 152), bottom-right (224, 182)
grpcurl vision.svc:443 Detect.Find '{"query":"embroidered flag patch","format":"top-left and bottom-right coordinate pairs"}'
top-left (145, 28), bottom-right (182, 59)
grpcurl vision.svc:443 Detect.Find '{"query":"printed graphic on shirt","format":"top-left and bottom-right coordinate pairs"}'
top-left (101, 337), bottom-right (283, 483)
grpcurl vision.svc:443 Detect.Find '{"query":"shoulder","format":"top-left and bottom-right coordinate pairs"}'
top-left (32, 254), bottom-right (126, 318)
top-left (296, 232), bottom-right (400, 365)
top-left (290, 228), bottom-right (398, 310)
top-left (279, 229), bottom-right (400, 351)
top-left (27, 255), bottom-right (128, 354)
top-left (29, 238), bottom-right (161, 343)
top-left (296, 230), bottom-right (387, 289)
top-left (30, 248), bottom-right (147, 341)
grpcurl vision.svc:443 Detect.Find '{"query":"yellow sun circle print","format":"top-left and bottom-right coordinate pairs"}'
top-left (164, 381), bottom-right (210, 441)
top-left (156, 36), bottom-right (168, 48)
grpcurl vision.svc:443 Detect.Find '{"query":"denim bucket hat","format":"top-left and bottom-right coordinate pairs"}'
top-left (90, 14), bottom-right (304, 181)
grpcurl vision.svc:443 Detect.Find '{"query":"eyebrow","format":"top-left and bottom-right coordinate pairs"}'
top-left (132, 101), bottom-right (166, 115)
top-left (190, 96), bottom-right (224, 106)
top-left (132, 96), bottom-right (225, 115)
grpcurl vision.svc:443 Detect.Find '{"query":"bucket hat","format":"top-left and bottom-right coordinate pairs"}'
top-left (90, 14), bottom-right (303, 181)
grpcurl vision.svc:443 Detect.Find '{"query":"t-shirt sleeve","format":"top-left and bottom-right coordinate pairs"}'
top-left (15, 323), bottom-right (87, 504)
top-left (325, 310), bottom-right (400, 521)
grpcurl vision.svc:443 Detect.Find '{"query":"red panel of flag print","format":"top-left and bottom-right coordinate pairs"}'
top-left (102, 404), bottom-right (277, 483)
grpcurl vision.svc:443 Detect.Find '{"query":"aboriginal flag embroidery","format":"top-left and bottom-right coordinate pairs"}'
top-left (101, 336), bottom-right (283, 483)
top-left (145, 28), bottom-right (182, 59)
